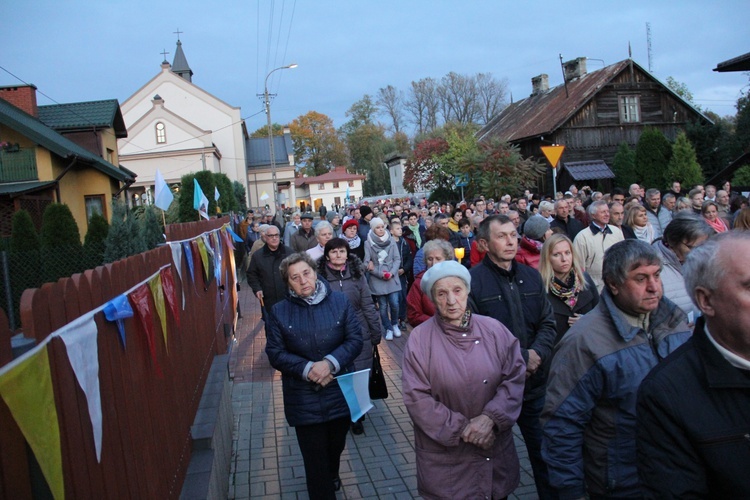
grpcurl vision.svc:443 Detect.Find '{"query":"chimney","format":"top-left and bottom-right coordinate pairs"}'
top-left (563, 57), bottom-right (588, 81)
top-left (531, 74), bottom-right (549, 96)
top-left (0, 84), bottom-right (38, 116)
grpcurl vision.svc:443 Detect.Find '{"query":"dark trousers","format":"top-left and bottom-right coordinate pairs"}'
top-left (295, 417), bottom-right (350, 500)
top-left (517, 395), bottom-right (557, 500)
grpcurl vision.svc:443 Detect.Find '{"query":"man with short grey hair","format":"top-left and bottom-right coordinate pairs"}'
top-left (543, 240), bottom-right (691, 499)
top-left (644, 188), bottom-right (672, 239)
top-left (637, 231), bottom-right (750, 498)
top-left (573, 200), bottom-right (624, 290)
top-left (550, 199), bottom-right (584, 240)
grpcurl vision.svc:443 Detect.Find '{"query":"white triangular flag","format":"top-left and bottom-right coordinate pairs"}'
top-left (169, 242), bottom-right (185, 308)
top-left (336, 369), bottom-right (373, 422)
top-left (59, 314), bottom-right (103, 462)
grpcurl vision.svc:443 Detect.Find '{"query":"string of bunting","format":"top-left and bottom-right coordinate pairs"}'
top-left (0, 223), bottom-right (239, 500)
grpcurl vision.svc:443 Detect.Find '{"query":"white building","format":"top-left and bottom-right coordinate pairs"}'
top-left (294, 166), bottom-right (365, 212)
top-left (118, 39), bottom-right (248, 207)
top-left (385, 152), bottom-right (407, 195)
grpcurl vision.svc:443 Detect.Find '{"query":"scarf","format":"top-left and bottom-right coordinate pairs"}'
top-left (343, 233), bottom-right (362, 249)
top-left (408, 224), bottom-right (422, 247)
top-left (289, 279), bottom-right (328, 305)
top-left (368, 229), bottom-right (392, 248)
top-left (705, 216), bottom-right (728, 233)
top-left (550, 270), bottom-right (583, 310)
top-left (632, 223), bottom-right (654, 243)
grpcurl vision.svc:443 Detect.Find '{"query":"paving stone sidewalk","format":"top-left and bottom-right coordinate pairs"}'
top-left (227, 280), bottom-right (539, 499)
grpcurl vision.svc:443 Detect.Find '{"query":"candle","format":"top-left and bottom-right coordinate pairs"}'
top-left (454, 247), bottom-right (465, 260)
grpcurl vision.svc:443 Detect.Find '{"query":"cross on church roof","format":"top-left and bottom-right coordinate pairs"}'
top-left (161, 49), bottom-right (170, 63)
top-left (174, 28), bottom-right (183, 41)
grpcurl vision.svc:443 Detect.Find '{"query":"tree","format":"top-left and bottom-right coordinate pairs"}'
top-left (438, 72), bottom-right (480, 124)
top-left (232, 180), bottom-right (247, 209)
top-left (341, 97), bottom-right (393, 196)
top-left (666, 76), bottom-right (699, 109)
top-left (473, 139), bottom-right (545, 200)
top-left (140, 205), bottom-right (163, 250)
top-left (612, 142), bottom-right (638, 188)
top-left (732, 164), bottom-right (750, 187)
top-left (377, 85), bottom-right (405, 133)
top-left (214, 173), bottom-right (239, 213)
top-left (105, 200), bottom-right (144, 263)
top-left (178, 171), bottom-right (216, 222)
top-left (686, 114), bottom-right (742, 180)
top-left (475, 73), bottom-right (509, 123)
top-left (405, 78), bottom-right (440, 137)
top-left (735, 90), bottom-right (750, 153)
top-left (249, 123), bottom-right (285, 138)
top-left (403, 137), bottom-right (451, 193)
top-left (635, 127), bottom-right (672, 189)
top-left (666, 131), bottom-right (703, 189)
top-left (10, 210), bottom-right (40, 254)
top-left (83, 212), bottom-right (109, 266)
top-left (40, 203), bottom-right (81, 249)
top-left (288, 111), bottom-right (348, 176)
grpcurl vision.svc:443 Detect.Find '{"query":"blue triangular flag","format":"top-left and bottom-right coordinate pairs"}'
top-left (182, 241), bottom-right (195, 284)
top-left (103, 294), bottom-right (133, 348)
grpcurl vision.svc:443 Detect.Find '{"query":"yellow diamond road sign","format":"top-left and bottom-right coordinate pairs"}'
top-left (541, 145), bottom-right (565, 169)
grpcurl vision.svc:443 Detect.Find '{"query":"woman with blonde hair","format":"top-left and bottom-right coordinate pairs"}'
top-left (701, 200), bottom-right (728, 233)
top-left (733, 207), bottom-right (750, 230)
top-left (539, 233), bottom-right (599, 343)
top-left (624, 204), bottom-right (655, 243)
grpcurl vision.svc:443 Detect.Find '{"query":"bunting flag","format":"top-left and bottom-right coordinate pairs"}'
top-left (154, 169), bottom-right (174, 211)
top-left (103, 295), bottom-right (133, 349)
top-left (129, 284), bottom-right (162, 377)
top-left (148, 275), bottom-right (168, 354)
top-left (227, 227), bottom-right (244, 243)
top-left (59, 315), bottom-right (103, 463)
top-left (169, 243), bottom-right (186, 308)
top-left (193, 179), bottom-right (209, 220)
top-left (195, 237), bottom-right (210, 284)
top-left (0, 346), bottom-right (64, 500)
top-left (336, 369), bottom-right (374, 422)
top-left (183, 241), bottom-right (196, 286)
top-left (209, 233), bottom-right (222, 287)
top-left (160, 268), bottom-right (181, 329)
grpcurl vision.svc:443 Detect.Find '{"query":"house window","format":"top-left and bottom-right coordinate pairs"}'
top-left (106, 148), bottom-right (114, 163)
top-left (333, 181), bottom-right (339, 188)
top-left (348, 180), bottom-right (354, 187)
top-left (85, 195), bottom-right (106, 222)
top-left (155, 122), bottom-right (167, 143)
top-left (334, 196), bottom-right (341, 206)
top-left (619, 95), bottom-right (640, 123)
top-left (317, 183), bottom-right (325, 190)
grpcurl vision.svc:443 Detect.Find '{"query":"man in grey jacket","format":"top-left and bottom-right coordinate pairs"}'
top-left (644, 189), bottom-right (672, 239)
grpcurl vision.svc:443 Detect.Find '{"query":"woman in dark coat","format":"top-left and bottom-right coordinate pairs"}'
top-left (317, 238), bottom-right (382, 434)
top-left (538, 233), bottom-right (599, 344)
top-left (266, 252), bottom-right (363, 499)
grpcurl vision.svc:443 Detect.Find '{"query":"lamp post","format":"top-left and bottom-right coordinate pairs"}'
top-left (264, 63), bottom-right (297, 215)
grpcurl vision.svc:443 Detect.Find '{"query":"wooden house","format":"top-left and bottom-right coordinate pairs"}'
top-left (477, 57), bottom-right (712, 194)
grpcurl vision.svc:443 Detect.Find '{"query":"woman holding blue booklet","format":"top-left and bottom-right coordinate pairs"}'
top-left (266, 252), bottom-right (362, 500)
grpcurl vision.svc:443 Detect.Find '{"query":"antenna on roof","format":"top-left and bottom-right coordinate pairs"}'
top-left (646, 22), bottom-right (653, 72)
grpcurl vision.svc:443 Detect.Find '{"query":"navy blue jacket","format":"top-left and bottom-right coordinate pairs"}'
top-left (469, 256), bottom-right (557, 400)
top-left (266, 281), bottom-right (363, 426)
top-left (637, 317), bottom-right (750, 498)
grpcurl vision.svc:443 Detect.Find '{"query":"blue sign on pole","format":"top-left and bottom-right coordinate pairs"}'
top-left (455, 174), bottom-right (469, 187)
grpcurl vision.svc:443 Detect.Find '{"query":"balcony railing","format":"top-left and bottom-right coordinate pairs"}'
top-left (0, 147), bottom-right (38, 182)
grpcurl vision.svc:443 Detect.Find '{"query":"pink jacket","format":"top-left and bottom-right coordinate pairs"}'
top-left (402, 314), bottom-right (526, 499)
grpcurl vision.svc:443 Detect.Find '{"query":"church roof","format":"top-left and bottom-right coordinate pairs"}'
top-left (171, 40), bottom-right (193, 81)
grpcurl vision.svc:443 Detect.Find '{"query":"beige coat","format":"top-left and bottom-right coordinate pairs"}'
top-left (573, 224), bottom-right (624, 291)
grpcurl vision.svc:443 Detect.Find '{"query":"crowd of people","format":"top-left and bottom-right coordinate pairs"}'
top-left (238, 178), bottom-right (750, 499)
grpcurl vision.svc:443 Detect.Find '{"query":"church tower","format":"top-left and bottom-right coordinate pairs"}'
top-left (171, 39), bottom-right (193, 82)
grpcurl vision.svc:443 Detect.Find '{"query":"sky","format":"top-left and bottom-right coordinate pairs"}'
top-left (2, 0), bottom-right (749, 137)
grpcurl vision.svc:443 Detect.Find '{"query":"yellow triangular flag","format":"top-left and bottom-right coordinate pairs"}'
top-left (149, 274), bottom-right (168, 354)
top-left (0, 346), bottom-right (64, 499)
top-left (196, 237), bottom-right (210, 282)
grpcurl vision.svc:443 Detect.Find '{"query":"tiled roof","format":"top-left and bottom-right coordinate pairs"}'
top-left (561, 160), bottom-right (615, 181)
top-left (0, 99), bottom-right (135, 183)
top-left (0, 180), bottom-right (56, 195)
top-left (38, 99), bottom-right (127, 137)
top-left (295, 167), bottom-right (365, 187)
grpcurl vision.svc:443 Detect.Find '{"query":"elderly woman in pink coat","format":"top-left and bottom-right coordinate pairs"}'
top-left (402, 261), bottom-right (526, 499)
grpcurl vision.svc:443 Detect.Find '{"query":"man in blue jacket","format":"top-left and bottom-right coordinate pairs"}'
top-left (470, 214), bottom-right (557, 499)
top-left (542, 240), bottom-right (691, 499)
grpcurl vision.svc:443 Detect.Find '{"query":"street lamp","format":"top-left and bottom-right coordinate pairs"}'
top-left (264, 63), bottom-right (298, 215)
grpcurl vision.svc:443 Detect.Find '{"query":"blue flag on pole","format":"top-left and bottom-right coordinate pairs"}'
top-left (154, 169), bottom-right (174, 211)
top-left (193, 179), bottom-right (209, 220)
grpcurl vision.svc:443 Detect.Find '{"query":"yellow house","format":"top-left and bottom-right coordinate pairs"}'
top-left (0, 85), bottom-right (135, 239)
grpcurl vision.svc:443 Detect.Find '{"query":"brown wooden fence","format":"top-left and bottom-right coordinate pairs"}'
top-left (0, 216), bottom-right (236, 498)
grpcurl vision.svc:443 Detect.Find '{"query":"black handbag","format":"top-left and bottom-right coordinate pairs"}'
top-left (369, 345), bottom-right (389, 400)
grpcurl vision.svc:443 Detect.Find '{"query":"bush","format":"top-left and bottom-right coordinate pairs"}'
top-left (40, 203), bottom-right (81, 249)
top-left (105, 200), bottom-right (144, 263)
top-left (612, 142), bottom-right (637, 188)
top-left (732, 165), bottom-right (750, 187)
top-left (635, 127), bottom-right (672, 189)
top-left (10, 210), bottom-right (40, 254)
top-left (140, 205), bottom-right (163, 250)
top-left (666, 131), bottom-right (703, 189)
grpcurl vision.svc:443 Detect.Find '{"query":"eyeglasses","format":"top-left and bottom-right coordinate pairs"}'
top-left (266, 233), bottom-right (280, 238)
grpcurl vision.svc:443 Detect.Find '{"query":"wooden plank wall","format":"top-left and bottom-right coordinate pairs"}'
top-left (0, 216), bottom-right (235, 498)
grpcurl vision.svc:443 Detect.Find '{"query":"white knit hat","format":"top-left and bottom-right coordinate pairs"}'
top-left (420, 260), bottom-right (471, 298)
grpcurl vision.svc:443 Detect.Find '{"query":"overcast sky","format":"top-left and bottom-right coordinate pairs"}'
top-left (2, 0), bottom-right (748, 137)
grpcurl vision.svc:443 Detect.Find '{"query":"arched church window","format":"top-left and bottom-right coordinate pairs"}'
top-left (155, 122), bottom-right (167, 143)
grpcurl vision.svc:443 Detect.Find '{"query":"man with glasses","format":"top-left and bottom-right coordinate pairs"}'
top-left (247, 225), bottom-right (294, 314)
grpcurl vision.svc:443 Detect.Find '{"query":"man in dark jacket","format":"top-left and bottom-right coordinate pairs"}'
top-left (246, 225), bottom-right (293, 313)
top-left (469, 215), bottom-right (557, 500)
top-left (290, 213), bottom-right (317, 252)
top-left (637, 232), bottom-right (750, 498)
top-left (542, 240), bottom-right (691, 499)
top-left (549, 199), bottom-right (584, 240)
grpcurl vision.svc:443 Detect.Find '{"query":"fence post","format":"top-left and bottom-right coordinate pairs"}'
top-left (1, 251), bottom-right (15, 331)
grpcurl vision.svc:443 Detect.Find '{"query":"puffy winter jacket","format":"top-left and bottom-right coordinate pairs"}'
top-left (266, 281), bottom-right (363, 427)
